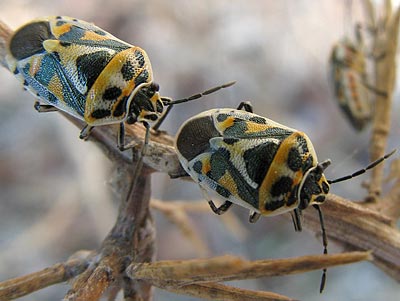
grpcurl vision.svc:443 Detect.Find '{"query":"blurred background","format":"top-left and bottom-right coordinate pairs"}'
top-left (0, 0), bottom-right (399, 300)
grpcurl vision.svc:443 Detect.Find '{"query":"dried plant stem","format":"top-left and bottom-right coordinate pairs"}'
top-left (127, 253), bottom-right (371, 284)
top-left (361, 0), bottom-right (400, 200)
top-left (0, 251), bottom-right (95, 301)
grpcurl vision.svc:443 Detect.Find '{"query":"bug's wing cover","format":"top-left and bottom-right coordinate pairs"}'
top-left (212, 110), bottom-right (316, 216)
top-left (188, 137), bottom-right (263, 211)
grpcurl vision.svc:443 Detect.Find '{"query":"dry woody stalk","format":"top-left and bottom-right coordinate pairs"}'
top-left (0, 2), bottom-right (400, 300)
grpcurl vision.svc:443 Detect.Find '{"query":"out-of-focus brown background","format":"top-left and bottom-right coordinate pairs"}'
top-left (0, 1), bottom-right (398, 300)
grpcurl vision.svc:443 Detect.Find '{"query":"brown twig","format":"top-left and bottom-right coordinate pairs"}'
top-left (0, 251), bottom-right (95, 301)
top-left (361, 0), bottom-right (400, 200)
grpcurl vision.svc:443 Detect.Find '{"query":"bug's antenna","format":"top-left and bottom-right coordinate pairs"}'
top-left (328, 149), bottom-right (396, 184)
top-left (313, 205), bottom-right (328, 293)
top-left (166, 81), bottom-right (236, 105)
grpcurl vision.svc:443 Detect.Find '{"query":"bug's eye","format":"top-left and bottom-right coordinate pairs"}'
top-left (151, 82), bottom-right (160, 92)
top-left (127, 115), bottom-right (137, 124)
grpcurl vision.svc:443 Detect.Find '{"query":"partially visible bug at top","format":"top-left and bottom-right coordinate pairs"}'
top-left (5, 16), bottom-right (235, 152)
top-left (330, 23), bottom-right (386, 131)
top-left (174, 101), bottom-right (396, 292)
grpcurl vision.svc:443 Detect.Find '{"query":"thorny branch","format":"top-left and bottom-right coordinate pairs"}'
top-left (1, 2), bottom-right (400, 299)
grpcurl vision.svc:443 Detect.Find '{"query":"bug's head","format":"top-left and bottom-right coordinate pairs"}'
top-left (298, 160), bottom-right (331, 210)
top-left (126, 82), bottom-right (164, 124)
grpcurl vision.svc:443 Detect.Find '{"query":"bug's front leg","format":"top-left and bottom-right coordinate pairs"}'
top-left (79, 125), bottom-right (94, 141)
top-left (34, 101), bottom-right (59, 113)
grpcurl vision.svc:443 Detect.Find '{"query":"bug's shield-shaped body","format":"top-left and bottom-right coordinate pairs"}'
top-left (6, 16), bottom-right (163, 126)
top-left (330, 37), bottom-right (371, 131)
top-left (175, 108), bottom-right (330, 216)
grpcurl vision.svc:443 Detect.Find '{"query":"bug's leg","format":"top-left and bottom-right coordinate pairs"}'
top-left (313, 204), bottom-right (328, 293)
top-left (236, 101), bottom-right (253, 113)
top-left (118, 123), bottom-right (126, 151)
top-left (124, 122), bottom-right (151, 202)
top-left (34, 101), bottom-right (59, 113)
top-left (249, 212), bottom-right (261, 223)
top-left (152, 97), bottom-right (173, 131)
top-left (362, 81), bottom-right (387, 97)
top-left (199, 186), bottom-right (233, 215)
top-left (208, 200), bottom-right (233, 215)
top-left (290, 208), bottom-right (303, 232)
top-left (79, 125), bottom-right (94, 141)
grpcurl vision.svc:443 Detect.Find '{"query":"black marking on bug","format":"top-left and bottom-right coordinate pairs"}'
top-left (287, 147), bottom-right (303, 172)
top-left (113, 96), bottom-right (128, 117)
top-left (176, 116), bottom-right (220, 161)
top-left (322, 182), bottom-right (329, 194)
top-left (264, 199), bottom-right (286, 211)
top-left (270, 176), bottom-right (293, 198)
top-left (244, 142), bottom-right (279, 185)
top-left (209, 149), bottom-right (231, 179)
top-left (134, 69), bottom-right (149, 87)
top-left (193, 161), bottom-right (203, 174)
top-left (76, 51), bottom-right (114, 91)
top-left (103, 87), bottom-right (122, 100)
top-left (249, 116), bottom-right (267, 124)
top-left (59, 41), bottom-right (72, 47)
top-left (216, 185), bottom-right (231, 199)
top-left (134, 49), bottom-right (146, 68)
top-left (9, 21), bottom-right (53, 60)
top-left (13, 68), bottom-right (19, 75)
top-left (216, 113), bottom-right (229, 122)
top-left (223, 138), bottom-right (239, 145)
top-left (121, 60), bottom-right (136, 81)
top-left (91, 109), bottom-right (111, 119)
top-left (286, 184), bottom-right (299, 206)
top-left (145, 114), bottom-right (158, 121)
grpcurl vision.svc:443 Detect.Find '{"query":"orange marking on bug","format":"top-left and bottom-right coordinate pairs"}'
top-left (258, 132), bottom-right (306, 213)
top-left (245, 122), bottom-right (271, 134)
top-left (52, 23), bottom-right (73, 37)
top-left (219, 116), bottom-right (235, 130)
top-left (201, 157), bottom-right (212, 175)
top-left (82, 30), bottom-right (111, 41)
top-left (218, 171), bottom-right (239, 197)
top-left (48, 75), bottom-right (64, 101)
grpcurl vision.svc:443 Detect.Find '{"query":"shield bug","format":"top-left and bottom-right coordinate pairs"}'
top-left (5, 16), bottom-right (234, 151)
top-left (329, 24), bottom-right (386, 131)
top-left (174, 101), bottom-right (395, 292)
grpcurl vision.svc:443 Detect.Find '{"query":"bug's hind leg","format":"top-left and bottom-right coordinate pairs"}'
top-left (208, 200), bottom-right (233, 215)
top-left (200, 187), bottom-right (233, 215)
top-left (237, 101), bottom-right (253, 113)
top-left (79, 125), bottom-right (94, 141)
top-left (34, 101), bottom-right (59, 113)
top-left (249, 212), bottom-right (261, 223)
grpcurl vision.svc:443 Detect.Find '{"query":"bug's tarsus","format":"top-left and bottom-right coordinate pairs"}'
top-left (34, 101), bottom-right (59, 113)
top-left (313, 205), bottom-right (327, 293)
top-left (236, 101), bottom-right (253, 113)
top-left (290, 208), bottom-right (303, 232)
top-left (79, 125), bottom-right (94, 141)
top-left (208, 200), bottom-right (233, 215)
top-left (328, 149), bottom-right (397, 184)
top-left (249, 212), bottom-right (261, 223)
top-left (166, 81), bottom-right (236, 106)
